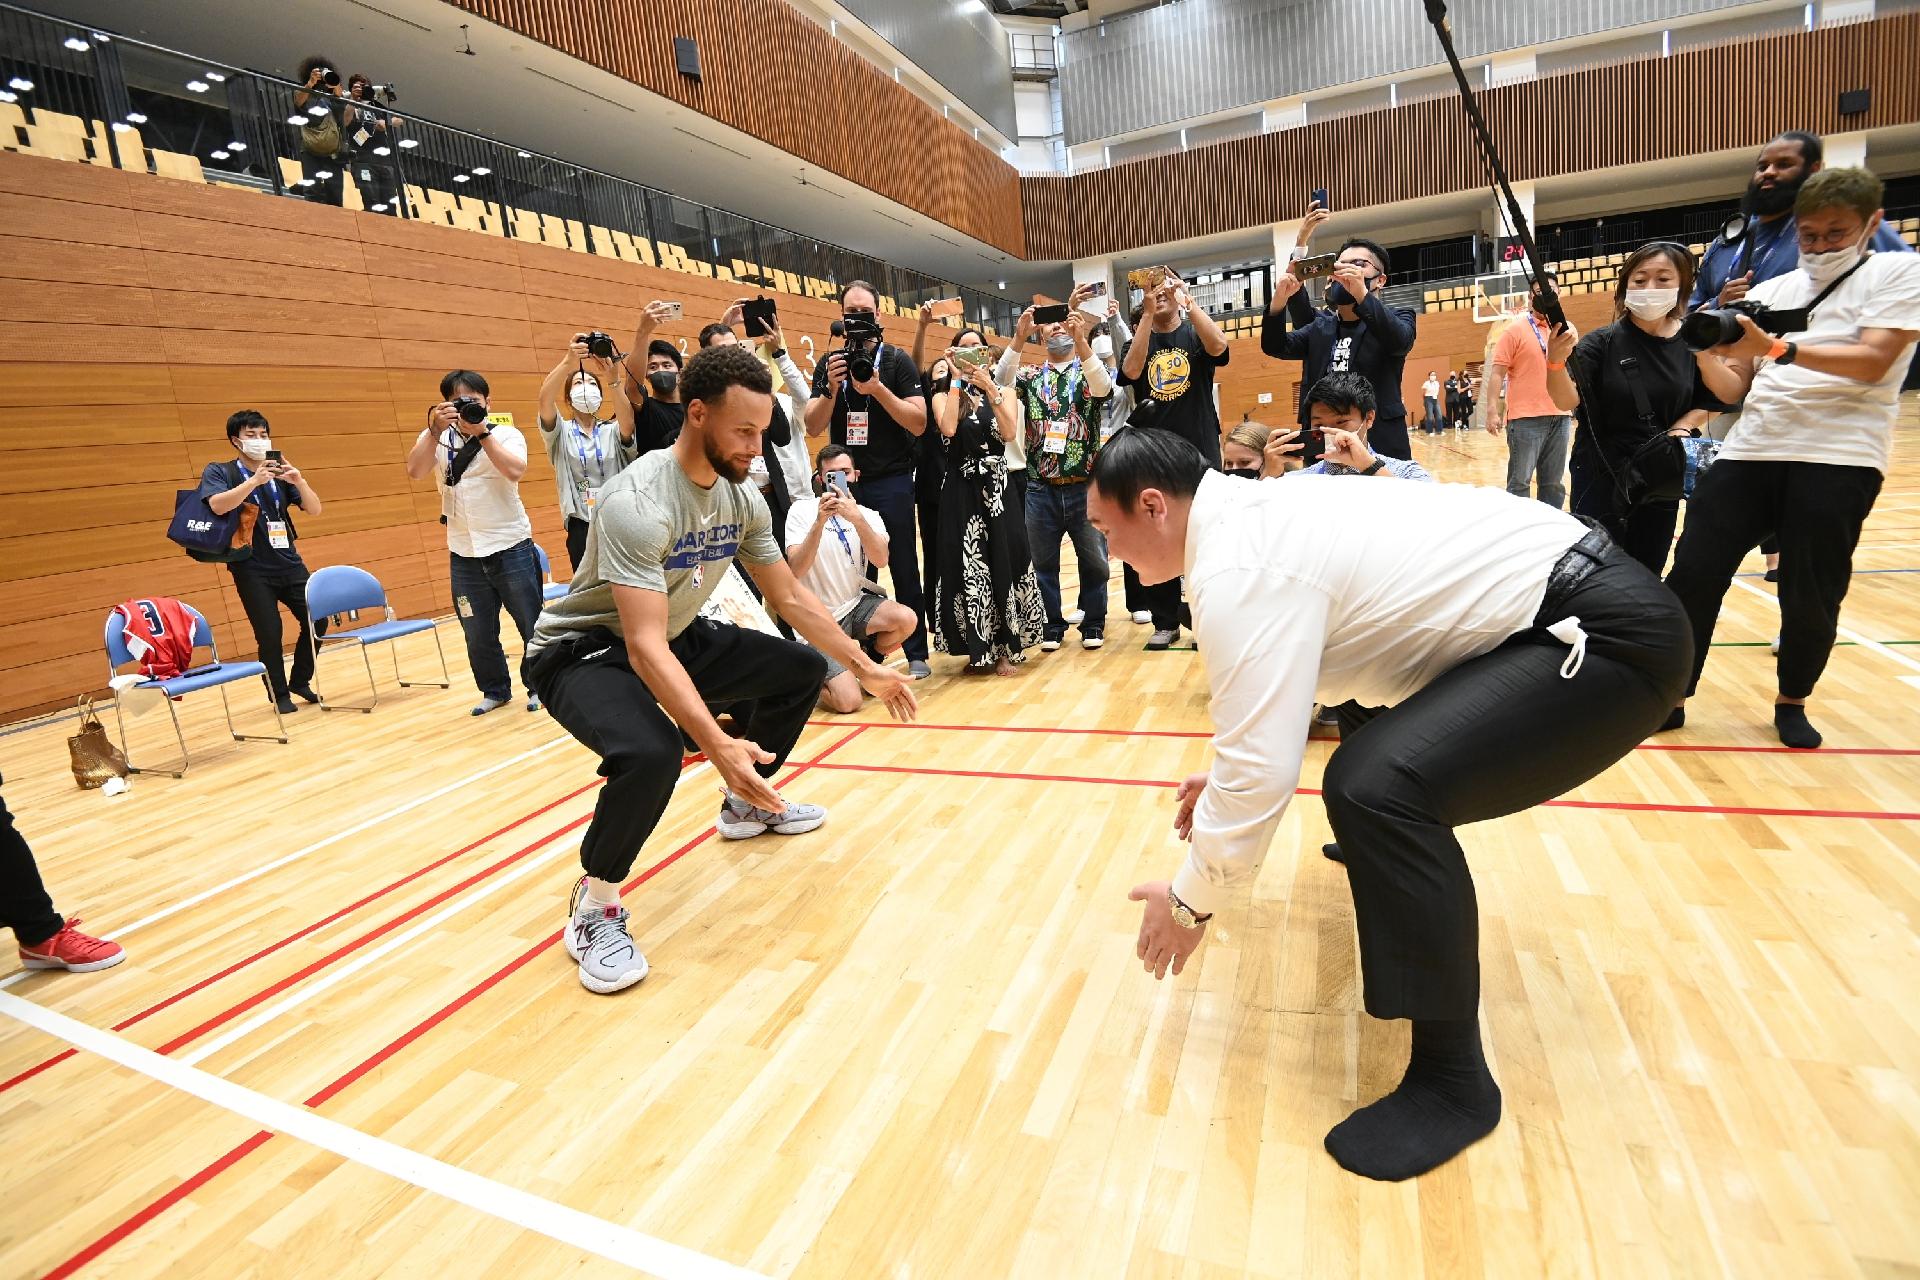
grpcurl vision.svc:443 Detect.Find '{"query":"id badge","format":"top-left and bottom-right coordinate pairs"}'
top-left (266, 520), bottom-right (290, 550)
top-left (353, 128), bottom-right (371, 149)
top-left (1043, 420), bottom-right (1069, 454)
top-left (583, 487), bottom-right (599, 513)
top-left (846, 410), bottom-right (871, 447)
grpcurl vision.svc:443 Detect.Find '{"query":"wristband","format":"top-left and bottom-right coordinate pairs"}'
top-left (1546, 361), bottom-right (1566, 371)
top-left (1766, 338), bottom-right (1789, 362)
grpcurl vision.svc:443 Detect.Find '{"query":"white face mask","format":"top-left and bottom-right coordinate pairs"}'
top-left (238, 437), bottom-right (270, 460)
top-left (1623, 288), bottom-right (1678, 321)
top-left (1799, 227), bottom-right (1871, 285)
top-left (568, 379), bottom-right (603, 416)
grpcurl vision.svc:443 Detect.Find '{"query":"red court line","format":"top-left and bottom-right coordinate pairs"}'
top-left (33, 728), bottom-right (866, 1280)
top-left (810, 718), bottom-right (1920, 757)
top-left (797, 759), bottom-right (1920, 822)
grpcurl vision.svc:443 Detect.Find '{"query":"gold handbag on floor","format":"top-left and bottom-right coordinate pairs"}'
top-left (68, 694), bottom-right (129, 789)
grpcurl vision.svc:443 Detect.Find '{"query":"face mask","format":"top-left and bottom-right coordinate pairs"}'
top-left (648, 370), bottom-right (678, 396)
top-left (238, 437), bottom-right (270, 460)
top-left (568, 379), bottom-right (603, 415)
top-left (1044, 333), bottom-right (1076, 361)
top-left (1091, 335), bottom-right (1114, 360)
top-left (1799, 228), bottom-right (1870, 285)
top-left (1326, 280), bottom-right (1355, 308)
top-left (1623, 288), bottom-right (1678, 321)
top-left (1222, 466), bottom-right (1262, 481)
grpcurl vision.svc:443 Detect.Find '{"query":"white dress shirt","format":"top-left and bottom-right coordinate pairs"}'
top-left (435, 423), bottom-right (532, 558)
top-left (1173, 471), bottom-right (1586, 916)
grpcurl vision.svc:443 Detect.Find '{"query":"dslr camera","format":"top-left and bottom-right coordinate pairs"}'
top-left (578, 330), bottom-right (618, 361)
top-left (835, 316), bottom-right (885, 383)
top-left (317, 66), bottom-right (341, 88)
top-left (1680, 299), bottom-right (1808, 351)
top-left (450, 395), bottom-right (489, 425)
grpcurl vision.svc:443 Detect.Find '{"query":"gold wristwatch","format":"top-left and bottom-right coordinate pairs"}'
top-left (1167, 888), bottom-right (1212, 930)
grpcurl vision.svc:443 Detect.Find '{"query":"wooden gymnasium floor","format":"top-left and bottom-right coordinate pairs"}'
top-left (2, 400), bottom-right (1919, 1280)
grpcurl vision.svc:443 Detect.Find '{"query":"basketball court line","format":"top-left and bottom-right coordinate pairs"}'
top-left (0, 735), bottom-right (577, 995)
top-left (1728, 575), bottom-right (1920, 677)
top-left (24, 728), bottom-right (869, 1280)
top-left (0, 992), bottom-right (770, 1280)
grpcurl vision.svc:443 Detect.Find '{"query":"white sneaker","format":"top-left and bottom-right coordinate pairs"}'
top-left (1131, 610), bottom-right (1153, 625)
top-left (717, 792), bottom-right (827, 839)
top-left (565, 876), bottom-right (649, 994)
top-left (1770, 634), bottom-right (1781, 655)
top-left (1063, 608), bottom-right (1086, 626)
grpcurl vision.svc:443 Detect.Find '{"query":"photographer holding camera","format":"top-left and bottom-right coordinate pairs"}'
top-left (343, 73), bottom-right (402, 216)
top-left (292, 55), bottom-right (350, 207)
top-left (804, 281), bottom-right (932, 678)
top-left (1262, 203), bottom-right (1418, 463)
top-left (406, 371), bottom-right (545, 715)
top-left (1662, 168), bottom-right (1920, 749)
top-left (539, 333), bottom-right (637, 571)
top-left (199, 410), bottom-right (326, 713)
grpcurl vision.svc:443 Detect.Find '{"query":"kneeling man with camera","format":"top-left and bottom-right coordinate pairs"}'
top-left (527, 343), bottom-right (918, 994)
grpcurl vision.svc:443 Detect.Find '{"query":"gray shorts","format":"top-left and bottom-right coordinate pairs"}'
top-left (818, 591), bottom-right (885, 681)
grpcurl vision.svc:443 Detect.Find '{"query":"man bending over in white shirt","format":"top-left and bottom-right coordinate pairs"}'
top-left (1086, 427), bottom-right (1690, 1182)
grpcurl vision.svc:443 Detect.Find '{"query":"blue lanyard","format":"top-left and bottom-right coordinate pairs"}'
top-left (237, 462), bottom-right (280, 518)
top-left (1525, 315), bottom-right (1549, 355)
top-left (827, 516), bottom-right (857, 564)
top-left (837, 343), bottom-right (887, 408)
top-left (1039, 358), bottom-right (1081, 415)
top-left (571, 421), bottom-right (606, 489)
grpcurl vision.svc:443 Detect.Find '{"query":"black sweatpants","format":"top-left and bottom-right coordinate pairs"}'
top-left (0, 790), bottom-right (64, 947)
top-left (230, 565), bottom-right (321, 699)
top-left (1664, 458), bottom-right (1882, 700)
top-left (565, 517), bottom-right (590, 574)
top-left (527, 619), bottom-right (827, 882)
top-left (1322, 545), bottom-right (1690, 1021)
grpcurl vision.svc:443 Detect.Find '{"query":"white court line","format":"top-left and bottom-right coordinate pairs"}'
top-left (1728, 576), bottom-right (1920, 676)
top-left (178, 761), bottom-right (711, 1069)
top-left (0, 738), bottom-right (573, 992)
top-left (0, 991), bottom-right (769, 1280)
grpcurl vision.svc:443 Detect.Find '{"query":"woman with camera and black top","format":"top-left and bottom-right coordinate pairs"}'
top-left (292, 55), bottom-right (352, 207)
top-left (539, 334), bottom-right (637, 571)
top-left (1545, 242), bottom-right (1725, 575)
top-left (198, 410), bottom-right (325, 714)
top-left (927, 337), bottom-right (1045, 675)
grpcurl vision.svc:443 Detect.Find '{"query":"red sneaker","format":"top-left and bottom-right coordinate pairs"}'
top-left (19, 918), bottom-right (125, 972)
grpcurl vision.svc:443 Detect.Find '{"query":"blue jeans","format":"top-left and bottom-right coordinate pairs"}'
top-left (852, 470), bottom-right (927, 660)
top-left (1505, 414), bottom-right (1570, 509)
top-left (450, 537), bottom-right (543, 700)
top-left (1025, 480), bottom-right (1108, 628)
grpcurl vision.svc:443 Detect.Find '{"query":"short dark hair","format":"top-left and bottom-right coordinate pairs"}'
top-left (647, 338), bottom-right (683, 369)
top-left (1303, 371), bottom-right (1376, 419)
top-left (1089, 426), bottom-right (1209, 512)
top-left (697, 322), bottom-right (734, 348)
top-left (816, 443), bottom-right (852, 470)
top-left (681, 341), bottom-right (772, 406)
top-left (840, 280), bottom-right (878, 307)
top-left (955, 327), bottom-right (986, 347)
top-left (1338, 237), bottom-right (1391, 276)
top-left (1775, 130), bottom-right (1823, 167)
top-left (1797, 166), bottom-right (1883, 222)
top-left (439, 369), bottom-right (488, 399)
top-left (226, 409), bottom-right (269, 440)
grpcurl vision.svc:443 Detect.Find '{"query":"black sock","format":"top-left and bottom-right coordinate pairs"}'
top-left (1658, 706), bottom-right (1685, 732)
top-left (1775, 703), bottom-right (1822, 749)
top-left (1324, 1016), bottom-right (1502, 1181)
top-left (1322, 842), bottom-right (1344, 863)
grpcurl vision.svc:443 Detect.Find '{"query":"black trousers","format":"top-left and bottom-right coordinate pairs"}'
top-left (1322, 545), bottom-right (1689, 1020)
top-left (1140, 574), bottom-right (1186, 631)
top-left (527, 619), bottom-right (827, 882)
top-left (853, 471), bottom-right (927, 661)
top-left (565, 516), bottom-right (590, 574)
top-left (1369, 414), bottom-right (1411, 461)
top-left (0, 790), bottom-right (63, 947)
top-left (230, 564), bottom-right (319, 699)
top-left (1123, 562), bottom-right (1148, 614)
top-left (1665, 458), bottom-right (1882, 700)
top-left (1571, 469), bottom-right (1679, 576)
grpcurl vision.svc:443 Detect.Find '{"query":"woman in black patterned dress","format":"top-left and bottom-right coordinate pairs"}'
top-left (927, 339), bottom-right (1046, 675)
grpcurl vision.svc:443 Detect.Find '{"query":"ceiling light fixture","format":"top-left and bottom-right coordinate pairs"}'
top-left (471, 166), bottom-right (490, 175)
top-left (186, 79), bottom-right (209, 92)
top-left (8, 77), bottom-right (34, 91)
top-left (210, 149), bottom-right (230, 160)
top-left (372, 145), bottom-right (391, 157)
top-left (126, 112), bottom-right (147, 124)
top-left (205, 71), bottom-right (226, 82)
top-left (63, 36), bottom-right (88, 52)
top-left (398, 138), bottom-right (419, 148)
top-left (227, 140), bottom-right (245, 151)
top-left (453, 173), bottom-right (469, 182)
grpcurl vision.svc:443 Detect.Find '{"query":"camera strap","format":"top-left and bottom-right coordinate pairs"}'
top-left (443, 429), bottom-right (487, 486)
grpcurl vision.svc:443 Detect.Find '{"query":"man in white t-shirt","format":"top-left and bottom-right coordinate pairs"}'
top-left (404, 370), bottom-right (546, 715)
top-left (785, 445), bottom-right (918, 712)
top-left (1665, 167), bottom-right (1920, 749)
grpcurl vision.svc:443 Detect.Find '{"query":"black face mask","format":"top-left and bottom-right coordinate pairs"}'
top-left (648, 370), bottom-right (678, 396)
top-left (1748, 172), bottom-right (1803, 217)
top-left (1222, 466), bottom-right (1262, 480)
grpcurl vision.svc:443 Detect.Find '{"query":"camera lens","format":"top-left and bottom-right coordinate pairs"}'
top-left (456, 397), bottom-right (488, 425)
top-left (322, 69), bottom-right (340, 87)
top-left (586, 333), bottom-right (615, 360)
top-left (1679, 309), bottom-right (1741, 351)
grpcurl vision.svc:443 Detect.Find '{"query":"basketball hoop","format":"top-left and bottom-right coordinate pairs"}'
top-left (1472, 272), bottom-right (1529, 325)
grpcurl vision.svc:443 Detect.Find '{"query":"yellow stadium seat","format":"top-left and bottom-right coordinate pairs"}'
top-left (0, 100), bottom-right (25, 148)
top-left (150, 149), bottom-right (205, 182)
top-left (506, 207), bottom-right (541, 243)
top-left (585, 225), bottom-right (619, 258)
top-left (99, 124), bottom-right (144, 170)
top-left (340, 168), bottom-right (363, 209)
top-left (28, 108), bottom-right (88, 136)
top-left (22, 126), bottom-right (90, 162)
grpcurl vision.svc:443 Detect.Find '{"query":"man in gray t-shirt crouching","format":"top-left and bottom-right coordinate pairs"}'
top-left (525, 343), bottom-right (918, 995)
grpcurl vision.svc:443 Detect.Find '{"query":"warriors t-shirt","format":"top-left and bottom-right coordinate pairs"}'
top-left (1120, 318), bottom-right (1227, 467)
top-left (526, 448), bottom-right (782, 654)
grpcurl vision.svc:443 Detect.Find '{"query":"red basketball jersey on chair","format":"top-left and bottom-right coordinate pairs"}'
top-left (113, 597), bottom-right (198, 679)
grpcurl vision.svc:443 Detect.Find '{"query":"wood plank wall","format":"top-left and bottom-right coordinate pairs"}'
top-left (446, 0), bottom-right (1027, 257)
top-left (0, 148), bottom-right (948, 722)
top-left (1023, 12), bottom-right (1920, 261)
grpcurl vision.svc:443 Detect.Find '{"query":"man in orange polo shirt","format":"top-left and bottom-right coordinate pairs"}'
top-left (1486, 278), bottom-right (1570, 509)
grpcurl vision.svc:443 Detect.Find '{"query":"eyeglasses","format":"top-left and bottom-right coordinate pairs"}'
top-left (1797, 223), bottom-right (1867, 252)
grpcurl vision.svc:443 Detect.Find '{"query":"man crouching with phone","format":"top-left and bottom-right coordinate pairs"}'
top-left (525, 343), bottom-right (918, 994)
top-left (785, 445), bottom-right (918, 714)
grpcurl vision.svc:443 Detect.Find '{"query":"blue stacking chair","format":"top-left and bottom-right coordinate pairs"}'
top-left (103, 602), bottom-right (288, 777)
top-left (304, 566), bottom-right (450, 713)
top-left (535, 542), bottom-right (569, 603)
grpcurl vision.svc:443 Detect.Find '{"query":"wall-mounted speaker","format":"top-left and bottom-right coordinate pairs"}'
top-left (674, 36), bottom-right (701, 82)
top-left (1839, 88), bottom-right (1869, 116)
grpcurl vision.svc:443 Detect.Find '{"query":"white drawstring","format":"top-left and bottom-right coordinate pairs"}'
top-left (1546, 616), bottom-right (1588, 679)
